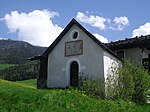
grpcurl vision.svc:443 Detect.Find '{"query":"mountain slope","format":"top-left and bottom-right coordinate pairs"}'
top-left (0, 39), bottom-right (47, 64)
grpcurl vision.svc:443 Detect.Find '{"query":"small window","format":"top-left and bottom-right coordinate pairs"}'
top-left (70, 30), bottom-right (79, 40)
top-left (73, 32), bottom-right (78, 39)
top-left (116, 50), bottom-right (124, 59)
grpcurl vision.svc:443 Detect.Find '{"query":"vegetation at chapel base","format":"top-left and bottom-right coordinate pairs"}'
top-left (106, 60), bottom-right (150, 104)
top-left (0, 79), bottom-right (150, 112)
top-left (80, 60), bottom-right (150, 104)
top-left (0, 60), bottom-right (149, 111)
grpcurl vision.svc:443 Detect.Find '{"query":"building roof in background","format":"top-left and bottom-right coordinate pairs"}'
top-left (105, 35), bottom-right (150, 50)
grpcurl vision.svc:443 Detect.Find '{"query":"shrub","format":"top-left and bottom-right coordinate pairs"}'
top-left (106, 60), bottom-right (135, 100)
top-left (106, 60), bottom-right (150, 104)
top-left (79, 76), bottom-right (105, 99)
top-left (79, 60), bottom-right (150, 104)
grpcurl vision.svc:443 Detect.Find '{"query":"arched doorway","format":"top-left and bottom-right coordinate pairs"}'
top-left (70, 61), bottom-right (79, 87)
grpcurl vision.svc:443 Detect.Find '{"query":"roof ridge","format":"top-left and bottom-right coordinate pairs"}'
top-left (40, 18), bottom-right (122, 61)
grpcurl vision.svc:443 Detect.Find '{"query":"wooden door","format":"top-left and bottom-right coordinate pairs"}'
top-left (70, 61), bottom-right (79, 87)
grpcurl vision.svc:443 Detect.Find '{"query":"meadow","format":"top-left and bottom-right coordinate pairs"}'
top-left (0, 79), bottom-right (150, 112)
top-left (16, 79), bottom-right (37, 87)
top-left (0, 64), bottom-right (14, 70)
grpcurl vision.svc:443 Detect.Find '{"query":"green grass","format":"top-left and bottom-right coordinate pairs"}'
top-left (0, 64), bottom-right (14, 70)
top-left (0, 79), bottom-right (150, 112)
top-left (16, 79), bottom-right (37, 88)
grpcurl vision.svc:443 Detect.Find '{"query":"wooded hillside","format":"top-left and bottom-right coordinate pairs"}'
top-left (0, 39), bottom-right (46, 64)
top-left (0, 38), bottom-right (47, 81)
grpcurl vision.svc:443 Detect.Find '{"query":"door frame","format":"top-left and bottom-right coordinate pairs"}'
top-left (70, 61), bottom-right (79, 87)
top-left (66, 58), bottom-right (81, 87)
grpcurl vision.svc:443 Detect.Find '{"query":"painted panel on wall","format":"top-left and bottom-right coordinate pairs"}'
top-left (65, 40), bottom-right (83, 57)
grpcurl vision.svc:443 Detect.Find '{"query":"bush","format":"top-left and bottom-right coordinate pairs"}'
top-left (106, 60), bottom-right (135, 100)
top-left (106, 60), bottom-right (150, 104)
top-left (79, 76), bottom-right (105, 99)
top-left (79, 60), bottom-right (150, 104)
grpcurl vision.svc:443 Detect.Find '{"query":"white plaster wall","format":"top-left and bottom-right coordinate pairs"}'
top-left (103, 51), bottom-right (121, 82)
top-left (142, 48), bottom-right (150, 58)
top-left (47, 24), bottom-right (105, 88)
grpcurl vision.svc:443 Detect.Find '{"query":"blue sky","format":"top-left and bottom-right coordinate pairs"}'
top-left (0, 0), bottom-right (150, 46)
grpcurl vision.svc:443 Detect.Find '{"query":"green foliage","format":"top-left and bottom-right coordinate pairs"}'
top-left (130, 63), bottom-right (150, 103)
top-left (106, 60), bottom-right (135, 100)
top-left (80, 77), bottom-right (105, 98)
top-left (0, 64), bottom-right (14, 70)
top-left (106, 60), bottom-right (150, 104)
top-left (0, 79), bottom-right (150, 112)
top-left (0, 61), bottom-right (39, 81)
top-left (79, 60), bottom-right (150, 104)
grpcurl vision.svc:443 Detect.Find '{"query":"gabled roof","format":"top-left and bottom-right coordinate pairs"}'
top-left (105, 35), bottom-right (150, 50)
top-left (36, 18), bottom-right (121, 61)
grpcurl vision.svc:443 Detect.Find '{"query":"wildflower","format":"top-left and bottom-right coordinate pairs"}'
top-left (82, 93), bottom-right (86, 97)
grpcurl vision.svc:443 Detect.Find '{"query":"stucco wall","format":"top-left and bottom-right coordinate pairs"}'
top-left (115, 48), bottom-right (150, 63)
top-left (142, 48), bottom-right (150, 59)
top-left (124, 48), bottom-right (142, 63)
top-left (103, 51), bottom-right (121, 82)
top-left (47, 24), bottom-right (105, 88)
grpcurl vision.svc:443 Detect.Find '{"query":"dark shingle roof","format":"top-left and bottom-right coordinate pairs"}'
top-left (105, 35), bottom-right (150, 50)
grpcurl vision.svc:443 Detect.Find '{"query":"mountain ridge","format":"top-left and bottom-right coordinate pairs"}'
top-left (0, 39), bottom-right (47, 64)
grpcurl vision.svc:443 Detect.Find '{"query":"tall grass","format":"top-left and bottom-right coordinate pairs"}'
top-left (0, 79), bottom-right (150, 112)
top-left (16, 79), bottom-right (37, 88)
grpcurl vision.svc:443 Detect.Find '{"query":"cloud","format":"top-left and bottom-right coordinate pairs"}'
top-left (0, 38), bottom-right (9, 40)
top-left (112, 16), bottom-right (129, 31)
top-left (132, 22), bottom-right (150, 37)
top-left (76, 12), bottom-right (106, 30)
top-left (93, 33), bottom-right (108, 43)
top-left (3, 10), bottom-right (63, 47)
top-left (76, 12), bottom-right (129, 31)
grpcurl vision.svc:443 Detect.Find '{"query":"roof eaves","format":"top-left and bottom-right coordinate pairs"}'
top-left (28, 55), bottom-right (43, 61)
top-left (105, 35), bottom-right (150, 50)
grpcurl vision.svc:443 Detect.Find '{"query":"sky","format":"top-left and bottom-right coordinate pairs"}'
top-left (0, 0), bottom-right (150, 47)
